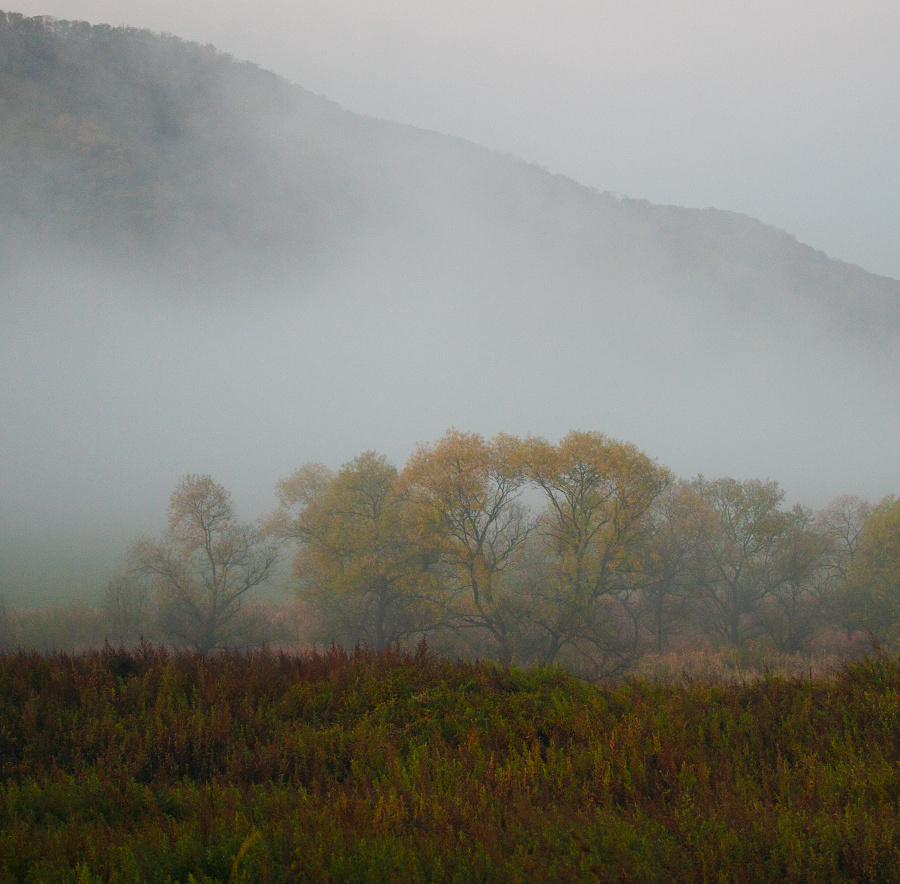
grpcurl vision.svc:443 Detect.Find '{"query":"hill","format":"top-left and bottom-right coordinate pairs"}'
top-left (2, 11), bottom-right (899, 335)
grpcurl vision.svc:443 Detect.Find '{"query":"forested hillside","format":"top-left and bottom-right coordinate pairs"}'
top-left (0, 11), bottom-right (376, 280)
top-left (2, 9), bottom-right (899, 335)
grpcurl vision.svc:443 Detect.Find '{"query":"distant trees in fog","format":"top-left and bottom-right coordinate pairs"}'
top-left (266, 454), bottom-right (429, 653)
top-left (127, 475), bottom-right (279, 654)
top-left (844, 495), bottom-right (900, 639)
top-left (27, 429), bottom-right (883, 671)
top-left (261, 431), bottom-right (895, 676)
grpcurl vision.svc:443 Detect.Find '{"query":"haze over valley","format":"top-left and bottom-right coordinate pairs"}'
top-left (1, 10), bottom-right (898, 605)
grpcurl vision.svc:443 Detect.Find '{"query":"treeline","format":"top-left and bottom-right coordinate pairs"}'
top-left (44, 428), bottom-right (889, 678)
top-left (261, 430), bottom-right (896, 676)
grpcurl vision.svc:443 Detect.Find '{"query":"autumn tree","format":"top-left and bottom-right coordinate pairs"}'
top-left (690, 477), bottom-right (817, 647)
top-left (815, 494), bottom-right (874, 638)
top-left (101, 568), bottom-right (154, 646)
top-left (401, 430), bottom-right (533, 664)
top-left (130, 474), bottom-right (278, 654)
top-left (754, 506), bottom-right (831, 653)
top-left (845, 496), bottom-right (900, 642)
top-left (268, 452), bottom-right (430, 650)
top-left (635, 481), bottom-right (713, 655)
top-left (522, 431), bottom-right (672, 674)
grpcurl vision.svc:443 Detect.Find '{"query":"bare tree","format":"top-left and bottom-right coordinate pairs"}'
top-left (130, 474), bottom-right (278, 654)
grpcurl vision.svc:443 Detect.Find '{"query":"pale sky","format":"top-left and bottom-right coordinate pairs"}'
top-left (9, 0), bottom-right (900, 279)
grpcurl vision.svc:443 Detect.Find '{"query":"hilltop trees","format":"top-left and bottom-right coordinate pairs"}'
top-left (130, 474), bottom-right (278, 654)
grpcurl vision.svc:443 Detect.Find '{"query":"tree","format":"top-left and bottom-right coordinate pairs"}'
top-left (401, 430), bottom-right (533, 664)
top-left (755, 506), bottom-right (830, 653)
top-left (101, 568), bottom-right (153, 646)
top-left (0, 596), bottom-right (13, 652)
top-left (265, 462), bottom-right (335, 540)
top-left (817, 496), bottom-right (874, 583)
top-left (635, 481), bottom-right (713, 655)
top-left (130, 474), bottom-right (278, 654)
top-left (845, 496), bottom-right (900, 642)
top-left (522, 431), bottom-right (672, 674)
top-left (268, 452), bottom-right (431, 650)
top-left (815, 495), bottom-right (874, 638)
top-left (690, 477), bottom-right (805, 647)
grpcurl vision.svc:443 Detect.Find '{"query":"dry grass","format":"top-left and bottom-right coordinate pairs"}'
top-left (629, 633), bottom-right (870, 684)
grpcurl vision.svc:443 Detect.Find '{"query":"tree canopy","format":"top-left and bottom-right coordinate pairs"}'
top-left (130, 474), bottom-right (278, 654)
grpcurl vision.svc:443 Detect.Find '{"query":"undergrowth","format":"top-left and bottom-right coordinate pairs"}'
top-left (1, 643), bottom-right (899, 882)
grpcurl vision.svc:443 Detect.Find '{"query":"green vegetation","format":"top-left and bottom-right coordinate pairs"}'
top-left (2, 644), bottom-right (900, 881)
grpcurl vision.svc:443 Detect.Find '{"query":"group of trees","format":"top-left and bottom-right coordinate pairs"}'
top-left (118, 430), bottom-right (898, 676)
top-left (261, 431), bottom-right (671, 675)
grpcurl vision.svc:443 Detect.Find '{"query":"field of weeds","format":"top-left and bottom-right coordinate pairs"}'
top-left (2, 643), bottom-right (899, 882)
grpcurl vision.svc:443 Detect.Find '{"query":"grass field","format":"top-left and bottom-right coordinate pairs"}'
top-left (2, 643), bottom-right (899, 882)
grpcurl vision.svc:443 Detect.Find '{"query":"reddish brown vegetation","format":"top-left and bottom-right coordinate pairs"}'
top-left (2, 644), bottom-right (900, 881)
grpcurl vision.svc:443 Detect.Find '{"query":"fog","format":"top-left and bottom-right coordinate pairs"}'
top-left (3, 217), bottom-right (898, 604)
top-left (2, 7), bottom-right (899, 606)
top-left (11, 0), bottom-right (900, 280)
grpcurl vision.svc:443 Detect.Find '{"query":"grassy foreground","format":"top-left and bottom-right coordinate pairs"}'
top-left (1, 645), bottom-right (899, 882)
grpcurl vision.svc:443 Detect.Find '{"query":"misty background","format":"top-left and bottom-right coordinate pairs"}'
top-left (1, 8), bottom-right (898, 606)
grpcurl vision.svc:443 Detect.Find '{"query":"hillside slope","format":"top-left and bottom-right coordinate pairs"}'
top-left (2, 10), bottom-right (898, 336)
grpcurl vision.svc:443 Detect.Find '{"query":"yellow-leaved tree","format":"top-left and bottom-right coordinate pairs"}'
top-left (522, 431), bottom-right (672, 675)
top-left (400, 430), bottom-right (533, 664)
top-left (268, 452), bottom-right (432, 650)
top-left (845, 495), bottom-right (900, 643)
top-left (815, 494), bottom-right (874, 639)
top-left (130, 474), bottom-right (279, 654)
